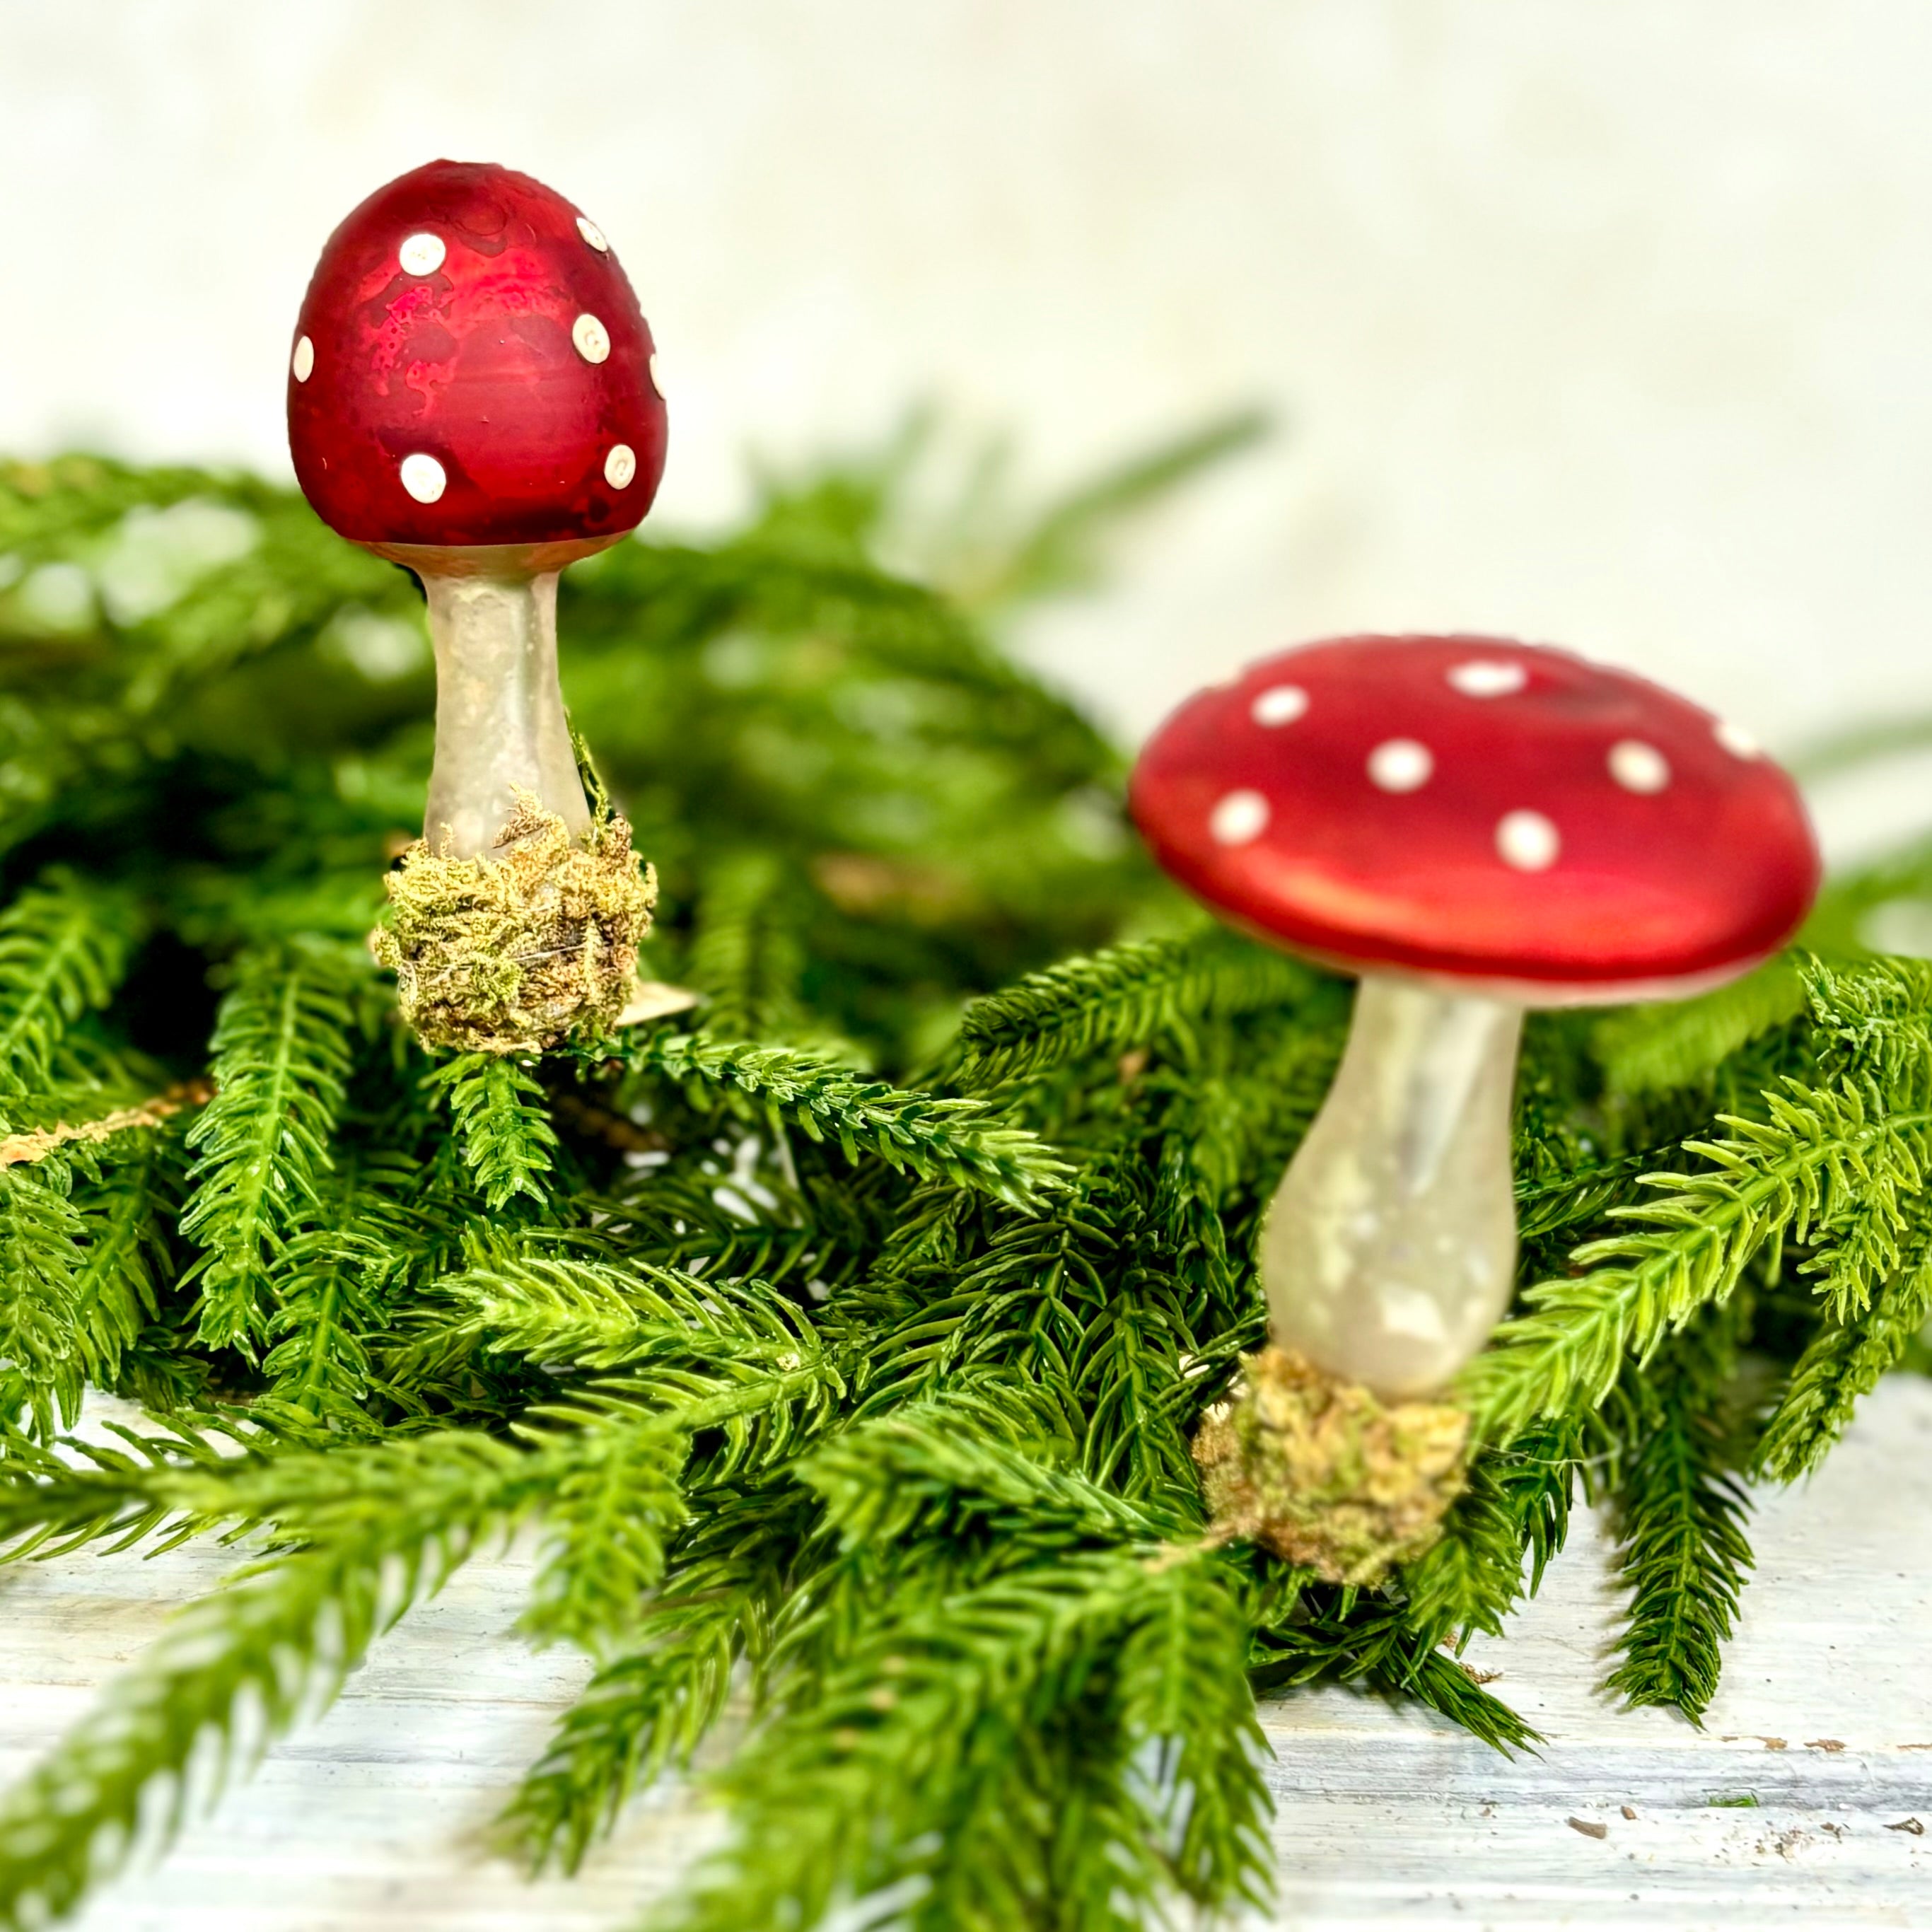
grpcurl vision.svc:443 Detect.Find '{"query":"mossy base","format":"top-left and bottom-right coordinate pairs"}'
top-left (371, 794), bottom-right (657, 1054)
top-left (1192, 1345), bottom-right (1469, 1585)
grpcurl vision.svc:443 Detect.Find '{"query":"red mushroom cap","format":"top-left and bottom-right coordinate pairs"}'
top-left (1129, 635), bottom-right (1820, 1003)
top-left (287, 160), bottom-right (666, 559)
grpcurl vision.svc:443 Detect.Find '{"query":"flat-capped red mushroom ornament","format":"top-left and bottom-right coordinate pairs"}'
top-left (289, 161), bottom-right (669, 1050)
top-left (1131, 634), bottom-right (1819, 1581)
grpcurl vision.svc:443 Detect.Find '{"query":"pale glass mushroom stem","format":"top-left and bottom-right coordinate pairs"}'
top-left (420, 571), bottom-right (590, 859)
top-left (1259, 974), bottom-right (1525, 1400)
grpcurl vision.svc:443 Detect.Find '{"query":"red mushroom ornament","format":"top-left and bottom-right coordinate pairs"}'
top-left (1131, 635), bottom-right (1819, 1578)
top-left (289, 161), bottom-right (667, 1050)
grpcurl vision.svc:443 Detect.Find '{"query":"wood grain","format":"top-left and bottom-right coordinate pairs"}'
top-left (3, 1379), bottom-right (1928, 1929)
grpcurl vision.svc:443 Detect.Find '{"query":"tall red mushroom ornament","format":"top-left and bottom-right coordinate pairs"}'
top-left (1131, 635), bottom-right (1820, 1581)
top-left (289, 159), bottom-right (668, 1049)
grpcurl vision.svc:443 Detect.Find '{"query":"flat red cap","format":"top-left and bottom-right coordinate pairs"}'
top-left (1130, 635), bottom-right (1820, 1002)
top-left (287, 160), bottom-right (666, 554)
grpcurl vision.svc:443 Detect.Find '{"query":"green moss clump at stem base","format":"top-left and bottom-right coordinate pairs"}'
top-left (1194, 1344), bottom-right (1470, 1584)
top-left (371, 793), bottom-right (657, 1054)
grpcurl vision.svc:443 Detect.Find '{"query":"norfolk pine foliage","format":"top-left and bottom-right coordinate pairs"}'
top-left (0, 426), bottom-right (1928, 1925)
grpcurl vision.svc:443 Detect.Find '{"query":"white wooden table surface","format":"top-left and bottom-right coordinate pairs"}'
top-left (4, 1379), bottom-right (1929, 1931)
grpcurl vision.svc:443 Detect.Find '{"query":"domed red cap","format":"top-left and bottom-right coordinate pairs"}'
top-left (287, 160), bottom-right (667, 556)
top-left (1130, 635), bottom-right (1820, 1003)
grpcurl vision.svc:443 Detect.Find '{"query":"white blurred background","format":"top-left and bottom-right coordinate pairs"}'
top-left (6, 1), bottom-right (1932, 859)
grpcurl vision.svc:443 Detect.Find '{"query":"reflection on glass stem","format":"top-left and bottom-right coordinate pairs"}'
top-left (421, 571), bottom-right (590, 859)
top-left (1260, 974), bottom-right (1524, 1399)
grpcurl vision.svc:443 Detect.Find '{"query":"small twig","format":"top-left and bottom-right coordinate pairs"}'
top-left (0, 1079), bottom-right (214, 1168)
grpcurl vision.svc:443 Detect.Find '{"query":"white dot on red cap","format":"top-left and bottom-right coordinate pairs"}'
top-left (398, 453), bottom-right (446, 504)
top-left (648, 352), bottom-right (664, 397)
top-left (572, 314), bottom-right (612, 364)
top-left (604, 444), bottom-right (636, 489)
top-left (576, 215), bottom-right (609, 252)
top-left (1448, 660), bottom-right (1527, 698)
top-left (1251, 685), bottom-right (1309, 728)
top-left (291, 336), bottom-right (314, 383)
top-left (1368, 739), bottom-right (1433, 792)
top-left (398, 232), bottom-right (446, 276)
top-left (1715, 719), bottom-right (1760, 758)
top-left (1608, 740), bottom-right (1670, 793)
top-left (1210, 790), bottom-right (1270, 846)
top-left (1496, 810), bottom-right (1560, 871)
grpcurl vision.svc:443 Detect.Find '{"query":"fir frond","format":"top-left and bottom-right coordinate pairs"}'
top-left (654, 1551), bottom-right (1266, 1932)
top-left (180, 943), bottom-right (360, 1354)
top-left (1601, 1317), bottom-right (1754, 1721)
top-left (1399, 1461), bottom-right (1534, 1649)
top-left (949, 924), bottom-right (1315, 1092)
top-left (424, 1052), bottom-right (559, 1211)
top-left (622, 1029), bottom-right (1069, 1209)
top-left (505, 1496), bottom-right (805, 1873)
top-left (960, 407), bottom-right (1271, 609)
top-left (1756, 1216), bottom-right (1932, 1481)
top-left (518, 1419), bottom-right (689, 1654)
top-left (69, 1131), bottom-right (177, 1397)
top-left (1801, 953), bottom-right (1932, 1083)
top-left (1591, 956), bottom-right (1805, 1096)
top-left (0, 1161), bottom-right (91, 1440)
top-left (799, 1390), bottom-right (1159, 1552)
top-left (258, 1155), bottom-right (420, 1435)
top-left (1248, 1594), bottom-right (1540, 1755)
top-left (1515, 1151), bottom-right (1665, 1244)
top-left (1460, 1073), bottom-right (1932, 1444)
top-left (684, 849), bottom-right (808, 1042)
top-left (1110, 1559), bottom-right (1273, 1909)
top-left (439, 1249), bottom-right (820, 1375)
top-left (0, 1431), bottom-right (546, 1928)
top-left (1396, 1416), bottom-right (1580, 1653)
top-left (0, 871), bottom-right (139, 1099)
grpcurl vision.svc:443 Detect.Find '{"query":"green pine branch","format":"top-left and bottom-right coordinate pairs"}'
top-left (504, 1495), bottom-right (805, 1873)
top-left (438, 1247), bottom-right (823, 1377)
top-left (424, 1052), bottom-right (559, 1212)
top-left (1757, 1211), bottom-right (1932, 1481)
top-left (1460, 1072), bottom-right (1932, 1445)
top-left (0, 1160), bottom-right (92, 1441)
top-left (1591, 955), bottom-right (1807, 1097)
top-left (67, 1130), bottom-right (178, 1397)
top-left (1596, 1306), bottom-right (1754, 1721)
top-left (1247, 1591), bottom-right (1539, 1754)
top-left (0, 1430), bottom-right (549, 1927)
top-left (1802, 953), bottom-right (1932, 1083)
top-left (948, 924), bottom-right (1316, 1092)
top-left (0, 871), bottom-right (139, 1100)
top-left (180, 943), bottom-right (361, 1354)
top-left (621, 1029), bottom-right (1070, 1210)
top-left (259, 1152), bottom-right (424, 1436)
top-left (684, 849), bottom-right (813, 1043)
top-left (653, 1549), bottom-right (1267, 1932)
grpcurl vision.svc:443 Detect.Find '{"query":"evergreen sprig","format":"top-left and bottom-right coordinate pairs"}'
top-left (0, 870), bottom-right (139, 1098)
top-left (424, 1052), bottom-right (559, 1211)
top-left (1600, 1312), bottom-right (1754, 1721)
top-left (1460, 1070), bottom-right (1932, 1444)
top-left (948, 923), bottom-right (1314, 1092)
top-left (621, 1028), bottom-right (1071, 1210)
top-left (180, 941), bottom-right (363, 1354)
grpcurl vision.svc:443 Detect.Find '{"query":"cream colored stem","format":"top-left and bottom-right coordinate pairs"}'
top-left (1259, 974), bottom-right (1523, 1399)
top-left (420, 572), bottom-right (590, 859)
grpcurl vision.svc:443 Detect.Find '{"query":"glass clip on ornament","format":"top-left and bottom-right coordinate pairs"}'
top-left (1130, 634), bottom-right (1820, 1583)
top-left (288, 159), bottom-right (681, 1052)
